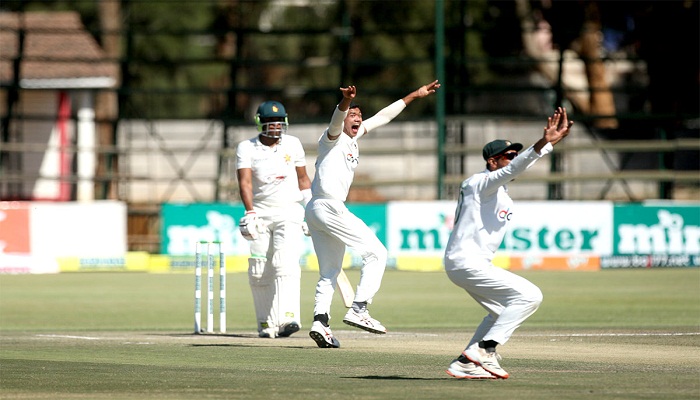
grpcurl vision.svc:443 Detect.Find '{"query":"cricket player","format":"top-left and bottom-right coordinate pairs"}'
top-left (444, 107), bottom-right (573, 379)
top-left (236, 100), bottom-right (312, 338)
top-left (306, 80), bottom-right (440, 348)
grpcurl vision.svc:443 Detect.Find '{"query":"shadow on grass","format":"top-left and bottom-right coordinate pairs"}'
top-left (190, 343), bottom-right (308, 349)
top-left (349, 375), bottom-right (446, 381)
top-left (164, 333), bottom-right (259, 338)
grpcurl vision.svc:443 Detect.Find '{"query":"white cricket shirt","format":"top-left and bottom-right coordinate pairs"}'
top-left (444, 143), bottom-right (553, 270)
top-left (311, 107), bottom-right (364, 201)
top-left (311, 100), bottom-right (407, 202)
top-left (236, 134), bottom-right (306, 207)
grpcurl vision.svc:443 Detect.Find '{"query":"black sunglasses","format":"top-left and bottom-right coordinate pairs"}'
top-left (496, 152), bottom-right (518, 160)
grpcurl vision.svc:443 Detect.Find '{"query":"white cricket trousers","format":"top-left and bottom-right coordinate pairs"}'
top-left (248, 203), bottom-right (304, 332)
top-left (305, 198), bottom-right (387, 318)
top-left (445, 263), bottom-right (542, 346)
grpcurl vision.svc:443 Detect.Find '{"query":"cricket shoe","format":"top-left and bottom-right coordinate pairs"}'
top-left (446, 359), bottom-right (497, 379)
top-left (258, 327), bottom-right (277, 338)
top-left (463, 343), bottom-right (509, 379)
top-left (342, 309), bottom-right (387, 334)
top-left (277, 321), bottom-right (300, 338)
top-left (309, 321), bottom-right (340, 348)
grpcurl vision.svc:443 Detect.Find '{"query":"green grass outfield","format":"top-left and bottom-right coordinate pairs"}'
top-left (1, 268), bottom-right (699, 399)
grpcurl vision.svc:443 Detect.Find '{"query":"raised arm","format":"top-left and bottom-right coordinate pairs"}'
top-left (327, 86), bottom-right (357, 140)
top-left (533, 107), bottom-right (573, 154)
top-left (362, 79), bottom-right (441, 135)
top-left (338, 86), bottom-right (356, 112)
top-left (402, 80), bottom-right (441, 106)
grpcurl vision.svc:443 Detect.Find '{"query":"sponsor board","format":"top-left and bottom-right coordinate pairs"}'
top-left (613, 204), bottom-right (699, 253)
top-left (388, 201), bottom-right (455, 257)
top-left (503, 201), bottom-right (612, 255)
top-left (161, 203), bottom-right (248, 256)
top-left (0, 201), bottom-right (127, 274)
top-left (510, 255), bottom-right (600, 271)
top-left (600, 254), bottom-right (700, 269)
top-left (602, 203), bottom-right (700, 268)
top-left (57, 252), bottom-right (150, 272)
top-left (157, 201), bottom-right (699, 272)
top-left (160, 203), bottom-right (385, 261)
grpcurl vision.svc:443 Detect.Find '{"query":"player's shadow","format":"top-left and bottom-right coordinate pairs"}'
top-left (349, 375), bottom-right (444, 381)
top-left (159, 333), bottom-right (309, 349)
top-left (190, 343), bottom-right (307, 349)
top-left (167, 333), bottom-right (257, 338)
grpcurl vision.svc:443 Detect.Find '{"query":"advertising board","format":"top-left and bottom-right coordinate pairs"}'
top-left (159, 201), bottom-right (699, 271)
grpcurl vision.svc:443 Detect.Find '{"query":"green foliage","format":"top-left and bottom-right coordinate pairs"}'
top-left (4, 0), bottom-right (695, 121)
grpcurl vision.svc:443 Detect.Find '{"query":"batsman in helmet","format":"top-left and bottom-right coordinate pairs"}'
top-left (236, 100), bottom-right (312, 338)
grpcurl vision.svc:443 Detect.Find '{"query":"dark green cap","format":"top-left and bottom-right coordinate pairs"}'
top-left (482, 139), bottom-right (523, 160)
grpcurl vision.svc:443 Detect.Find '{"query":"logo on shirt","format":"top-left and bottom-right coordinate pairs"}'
top-left (346, 153), bottom-right (359, 166)
top-left (284, 154), bottom-right (291, 164)
top-left (498, 208), bottom-right (512, 221)
top-left (264, 175), bottom-right (286, 185)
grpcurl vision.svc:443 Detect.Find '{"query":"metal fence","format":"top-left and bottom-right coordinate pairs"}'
top-left (1, 4), bottom-right (698, 252)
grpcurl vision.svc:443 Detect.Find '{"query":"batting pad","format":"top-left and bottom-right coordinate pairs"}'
top-left (271, 250), bottom-right (302, 326)
top-left (274, 274), bottom-right (301, 326)
top-left (248, 257), bottom-right (276, 333)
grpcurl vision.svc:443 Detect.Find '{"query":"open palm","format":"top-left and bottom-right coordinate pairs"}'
top-left (544, 107), bottom-right (573, 145)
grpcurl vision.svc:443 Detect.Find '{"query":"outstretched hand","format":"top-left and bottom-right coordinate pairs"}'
top-left (416, 80), bottom-right (441, 97)
top-left (543, 107), bottom-right (573, 145)
top-left (340, 85), bottom-right (357, 100)
top-left (338, 85), bottom-right (357, 112)
top-left (403, 80), bottom-right (440, 105)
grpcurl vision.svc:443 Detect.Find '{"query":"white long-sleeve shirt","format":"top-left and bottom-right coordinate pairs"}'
top-left (444, 143), bottom-right (553, 270)
top-left (311, 100), bottom-right (406, 201)
top-left (311, 107), bottom-right (359, 201)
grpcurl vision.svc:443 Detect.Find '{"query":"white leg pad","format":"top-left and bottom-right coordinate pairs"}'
top-left (248, 257), bottom-right (277, 336)
top-left (271, 250), bottom-right (301, 326)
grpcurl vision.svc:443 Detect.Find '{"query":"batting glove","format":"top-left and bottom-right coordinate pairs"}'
top-left (239, 211), bottom-right (262, 241)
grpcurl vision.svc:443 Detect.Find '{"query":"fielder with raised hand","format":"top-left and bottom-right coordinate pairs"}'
top-left (306, 80), bottom-right (440, 348)
top-left (444, 107), bottom-right (573, 379)
top-left (236, 100), bottom-right (312, 338)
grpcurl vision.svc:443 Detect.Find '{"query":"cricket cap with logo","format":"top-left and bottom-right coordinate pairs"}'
top-left (482, 139), bottom-right (523, 160)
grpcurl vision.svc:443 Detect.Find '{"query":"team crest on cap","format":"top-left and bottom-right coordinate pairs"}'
top-left (272, 105), bottom-right (279, 112)
top-left (505, 140), bottom-right (511, 145)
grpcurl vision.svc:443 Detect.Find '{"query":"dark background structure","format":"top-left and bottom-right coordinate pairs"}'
top-left (1, 0), bottom-right (698, 203)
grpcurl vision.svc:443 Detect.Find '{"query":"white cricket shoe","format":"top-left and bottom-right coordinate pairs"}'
top-left (277, 321), bottom-right (300, 338)
top-left (446, 359), bottom-right (496, 379)
top-left (463, 343), bottom-right (509, 379)
top-left (342, 309), bottom-right (387, 334)
top-left (309, 321), bottom-right (340, 348)
top-left (258, 327), bottom-right (277, 338)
